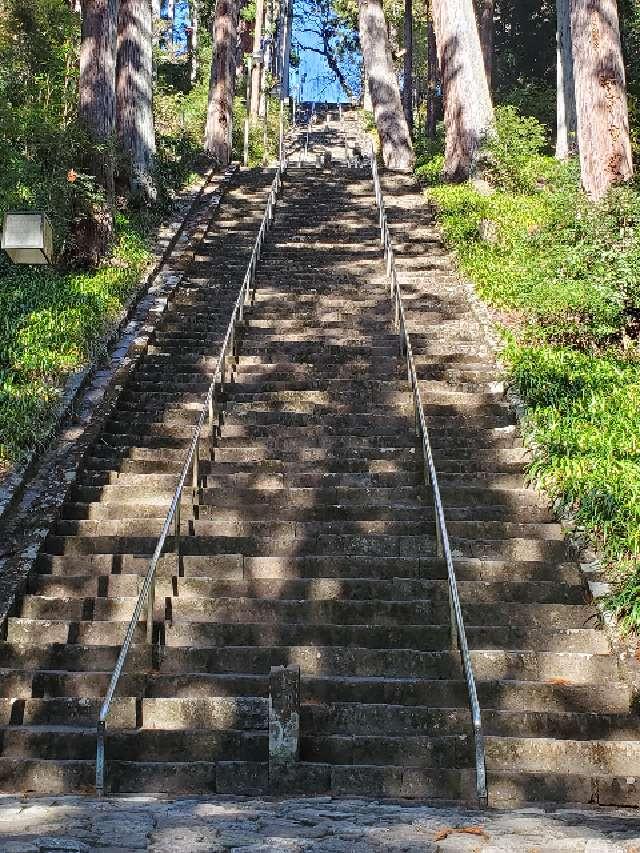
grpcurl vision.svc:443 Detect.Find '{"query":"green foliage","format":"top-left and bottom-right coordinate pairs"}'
top-left (0, 215), bottom-right (151, 462)
top-left (419, 103), bottom-right (640, 630)
top-left (504, 341), bottom-right (640, 569)
top-left (415, 154), bottom-right (444, 187)
top-left (486, 105), bottom-right (563, 193)
top-left (0, 1), bottom-right (212, 465)
top-left (496, 84), bottom-right (556, 134)
top-left (414, 124), bottom-right (446, 186)
top-left (428, 168), bottom-right (640, 344)
top-left (231, 93), bottom-right (286, 167)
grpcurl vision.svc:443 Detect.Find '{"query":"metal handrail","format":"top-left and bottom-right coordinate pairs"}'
top-left (368, 143), bottom-right (488, 808)
top-left (95, 160), bottom-right (287, 796)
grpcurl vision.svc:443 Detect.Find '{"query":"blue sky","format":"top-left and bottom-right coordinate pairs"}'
top-left (292, 2), bottom-right (361, 103)
top-left (163, 0), bottom-right (359, 103)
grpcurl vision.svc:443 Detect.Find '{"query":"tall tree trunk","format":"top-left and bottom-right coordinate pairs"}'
top-left (432, 0), bottom-right (493, 180)
top-left (166, 0), bottom-right (174, 53)
top-left (250, 0), bottom-right (265, 117)
top-left (363, 66), bottom-right (373, 112)
top-left (259, 0), bottom-right (273, 117)
top-left (425, 0), bottom-right (437, 137)
top-left (359, 0), bottom-right (414, 171)
top-left (555, 0), bottom-right (577, 159)
top-left (476, 0), bottom-right (493, 90)
top-left (76, 0), bottom-right (117, 265)
top-left (281, 0), bottom-right (293, 98)
top-left (117, 0), bottom-right (156, 198)
top-left (570, 0), bottom-right (632, 199)
top-left (80, 0), bottom-right (117, 147)
top-left (204, 0), bottom-right (240, 164)
top-left (188, 0), bottom-right (199, 85)
top-left (403, 0), bottom-right (413, 132)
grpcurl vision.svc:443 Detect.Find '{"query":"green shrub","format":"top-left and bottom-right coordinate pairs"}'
top-left (428, 175), bottom-right (639, 344)
top-left (0, 213), bottom-right (151, 463)
top-left (486, 105), bottom-right (565, 193)
top-left (231, 92), bottom-right (288, 167)
top-left (415, 154), bottom-right (445, 186)
top-left (504, 341), bottom-right (640, 620)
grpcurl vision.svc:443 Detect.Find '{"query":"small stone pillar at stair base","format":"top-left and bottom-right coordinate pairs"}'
top-left (269, 664), bottom-right (300, 791)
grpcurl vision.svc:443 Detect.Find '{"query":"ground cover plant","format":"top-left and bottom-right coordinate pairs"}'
top-left (416, 105), bottom-right (640, 630)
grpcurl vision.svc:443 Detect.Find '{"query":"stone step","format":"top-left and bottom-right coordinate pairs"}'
top-left (53, 517), bottom-right (564, 542)
top-left (61, 498), bottom-right (552, 523)
top-left (0, 726), bottom-right (266, 763)
top-left (0, 645), bottom-right (613, 683)
top-left (30, 573), bottom-right (585, 606)
top-left (36, 552), bottom-right (580, 584)
top-left (43, 532), bottom-right (568, 561)
top-left (0, 622), bottom-right (609, 665)
top-left (0, 656), bottom-right (626, 714)
top-left (0, 158), bottom-right (623, 804)
top-left (18, 594), bottom-right (595, 627)
top-left (486, 736), bottom-right (640, 777)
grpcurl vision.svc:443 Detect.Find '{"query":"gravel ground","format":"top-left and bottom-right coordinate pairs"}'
top-left (0, 795), bottom-right (640, 852)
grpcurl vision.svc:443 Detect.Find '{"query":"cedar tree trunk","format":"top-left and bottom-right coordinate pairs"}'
top-left (359, 0), bottom-right (415, 171)
top-left (432, 0), bottom-right (493, 180)
top-left (570, 0), bottom-right (633, 198)
top-left (205, 0), bottom-right (240, 164)
top-left (117, 0), bottom-right (156, 198)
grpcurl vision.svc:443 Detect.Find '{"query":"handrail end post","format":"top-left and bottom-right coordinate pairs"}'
top-left (96, 719), bottom-right (106, 797)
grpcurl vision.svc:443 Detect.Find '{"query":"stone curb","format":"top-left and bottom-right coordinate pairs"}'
top-left (0, 163), bottom-right (241, 631)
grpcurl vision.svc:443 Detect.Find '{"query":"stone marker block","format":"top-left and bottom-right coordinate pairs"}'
top-left (269, 664), bottom-right (300, 784)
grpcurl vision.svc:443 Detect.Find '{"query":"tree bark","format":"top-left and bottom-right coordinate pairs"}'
top-left (403, 0), bottom-right (413, 132)
top-left (76, 0), bottom-right (117, 266)
top-left (166, 0), bottom-right (174, 52)
top-left (432, 0), bottom-right (493, 180)
top-left (188, 0), bottom-right (199, 85)
top-left (204, 0), bottom-right (240, 164)
top-left (281, 0), bottom-right (293, 98)
top-left (250, 0), bottom-right (265, 117)
top-left (358, 0), bottom-right (414, 171)
top-left (425, 0), bottom-right (437, 137)
top-left (476, 0), bottom-right (493, 90)
top-left (363, 66), bottom-right (373, 112)
top-left (259, 0), bottom-right (272, 117)
top-left (117, 0), bottom-right (156, 198)
top-left (79, 0), bottom-right (117, 145)
top-left (570, 0), bottom-right (632, 199)
top-left (555, 0), bottom-right (577, 159)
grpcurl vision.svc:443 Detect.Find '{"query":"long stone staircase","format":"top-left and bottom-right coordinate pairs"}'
top-left (1, 129), bottom-right (639, 805)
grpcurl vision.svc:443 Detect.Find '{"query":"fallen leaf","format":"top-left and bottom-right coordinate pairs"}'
top-left (433, 825), bottom-right (489, 841)
top-left (434, 828), bottom-right (451, 841)
top-left (461, 826), bottom-right (488, 837)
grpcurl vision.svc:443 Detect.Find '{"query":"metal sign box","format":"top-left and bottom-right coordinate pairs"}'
top-left (1, 212), bottom-right (53, 265)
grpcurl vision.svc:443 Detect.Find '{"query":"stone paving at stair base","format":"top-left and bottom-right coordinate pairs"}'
top-left (0, 796), bottom-right (639, 852)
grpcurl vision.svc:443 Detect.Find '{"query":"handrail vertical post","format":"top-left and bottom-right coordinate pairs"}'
top-left (193, 437), bottom-right (200, 493)
top-left (146, 575), bottom-right (155, 644)
top-left (96, 720), bottom-right (105, 797)
top-left (175, 497), bottom-right (181, 574)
